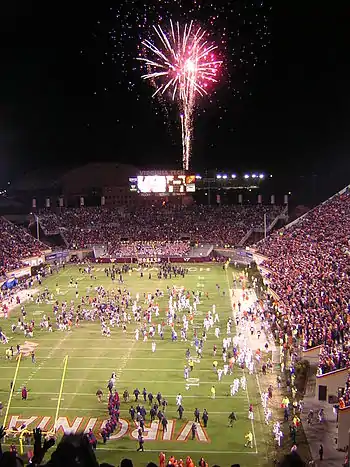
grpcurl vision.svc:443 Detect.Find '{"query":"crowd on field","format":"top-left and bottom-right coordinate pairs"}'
top-left (257, 190), bottom-right (350, 375)
top-left (38, 205), bottom-right (284, 251)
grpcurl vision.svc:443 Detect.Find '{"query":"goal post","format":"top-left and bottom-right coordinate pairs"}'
top-left (3, 352), bottom-right (22, 429)
top-left (17, 355), bottom-right (68, 455)
top-left (54, 355), bottom-right (69, 432)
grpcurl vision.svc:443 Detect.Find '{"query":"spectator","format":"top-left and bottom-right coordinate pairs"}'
top-left (257, 191), bottom-right (350, 379)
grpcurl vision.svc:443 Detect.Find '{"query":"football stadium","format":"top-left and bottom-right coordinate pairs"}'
top-left (1, 2), bottom-right (349, 466)
top-left (0, 168), bottom-right (349, 467)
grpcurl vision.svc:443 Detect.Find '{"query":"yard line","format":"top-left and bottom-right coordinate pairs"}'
top-left (115, 338), bottom-right (137, 382)
top-left (0, 367), bottom-right (232, 372)
top-left (5, 406), bottom-right (248, 414)
top-left (15, 333), bottom-right (71, 397)
top-left (29, 337), bottom-right (225, 342)
top-left (27, 356), bottom-right (191, 361)
top-left (66, 345), bottom-right (102, 409)
top-left (20, 347), bottom-right (179, 351)
top-left (4, 391), bottom-right (246, 399)
top-left (0, 378), bottom-right (223, 384)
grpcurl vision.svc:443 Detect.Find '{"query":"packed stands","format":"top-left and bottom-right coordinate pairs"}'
top-left (38, 205), bottom-right (284, 251)
top-left (257, 189), bottom-right (350, 374)
top-left (0, 217), bottom-right (46, 276)
top-left (97, 240), bottom-right (190, 258)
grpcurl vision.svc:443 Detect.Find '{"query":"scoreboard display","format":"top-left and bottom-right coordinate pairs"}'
top-left (129, 171), bottom-right (196, 195)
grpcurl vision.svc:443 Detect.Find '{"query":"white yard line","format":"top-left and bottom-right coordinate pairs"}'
top-left (3, 391), bottom-right (246, 399)
top-left (0, 378), bottom-right (231, 385)
top-left (24, 356), bottom-right (195, 361)
top-left (15, 347), bottom-right (181, 351)
top-left (66, 349), bottom-right (101, 409)
top-left (15, 333), bottom-right (71, 396)
top-left (115, 339), bottom-right (137, 382)
top-left (5, 406), bottom-right (247, 414)
top-left (0, 366), bottom-right (235, 372)
top-left (23, 336), bottom-right (225, 342)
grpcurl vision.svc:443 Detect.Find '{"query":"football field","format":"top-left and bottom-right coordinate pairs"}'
top-left (0, 263), bottom-right (271, 466)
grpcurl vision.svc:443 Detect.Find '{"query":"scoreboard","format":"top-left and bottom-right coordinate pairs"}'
top-left (129, 171), bottom-right (196, 196)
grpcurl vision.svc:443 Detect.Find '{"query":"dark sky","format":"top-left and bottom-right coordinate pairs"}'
top-left (0, 1), bottom-right (349, 188)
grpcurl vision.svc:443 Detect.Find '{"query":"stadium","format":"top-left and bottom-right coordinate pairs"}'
top-left (1, 1), bottom-right (349, 466)
top-left (0, 162), bottom-right (349, 467)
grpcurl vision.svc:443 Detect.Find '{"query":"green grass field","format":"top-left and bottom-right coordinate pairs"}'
top-left (0, 264), bottom-right (271, 467)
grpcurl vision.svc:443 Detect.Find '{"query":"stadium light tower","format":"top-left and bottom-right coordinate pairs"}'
top-left (34, 214), bottom-right (40, 241)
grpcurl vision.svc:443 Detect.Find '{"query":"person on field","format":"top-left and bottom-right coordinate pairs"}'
top-left (22, 386), bottom-right (28, 400)
top-left (245, 430), bottom-right (253, 448)
top-left (159, 451), bottom-right (166, 467)
top-left (96, 389), bottom-right (103, 402)
top-left (137, 432), bottom-right (144, 451)
top-left (228, 411), bottom-right (237, 427)
top-left (210, 385), bottom-right (216, 399)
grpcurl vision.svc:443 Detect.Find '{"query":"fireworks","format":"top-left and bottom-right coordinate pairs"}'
top-left (137, 20), bottom-right (222, 171)
top-left (89, 2), bottom-right (271, 167)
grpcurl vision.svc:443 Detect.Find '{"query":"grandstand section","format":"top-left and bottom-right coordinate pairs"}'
top-left (1, 184), bottom-right (350, 466)
top-left (252, 184), bottom-right (350, 455)
top-left (37, 205), bottom-right (285, 252)
top-left (0, 217), bottom-right (48, 277)
top-left (255, 184), bottom-right (350, 373)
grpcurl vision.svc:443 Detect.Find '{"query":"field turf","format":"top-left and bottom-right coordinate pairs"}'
top-left (0, 264), bottom-right (271, 466)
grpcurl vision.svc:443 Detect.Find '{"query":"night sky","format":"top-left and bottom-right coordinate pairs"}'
top-left (0, 1), bottom-right (349, 188)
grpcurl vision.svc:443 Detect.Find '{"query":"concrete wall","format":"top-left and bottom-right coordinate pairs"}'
top-left (68, 249), bottom-right (93, 261)
top-left (338, 408), bottom-right (350, 450)
top-left (302, 345), bottom-right (323, 365)
top-left (251, 251), bottom-right (268, 266)
top-left (316, 368), bottom-right (349, 402)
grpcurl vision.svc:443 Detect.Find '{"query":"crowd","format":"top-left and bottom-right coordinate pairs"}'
top-left (102, 241), bottom-right (191, 258)
top-left (38, 205), bottom-right (284, 250)
top-left (257, 190), bottom-right (350, 375)
top-left (0, 218), bottom-right (46, 276)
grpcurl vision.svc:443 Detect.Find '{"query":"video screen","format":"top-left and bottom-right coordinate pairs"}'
top-left (134, 173), bottom-right (196, 195)
top-left (137, 175), bottom-right (167, 193)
